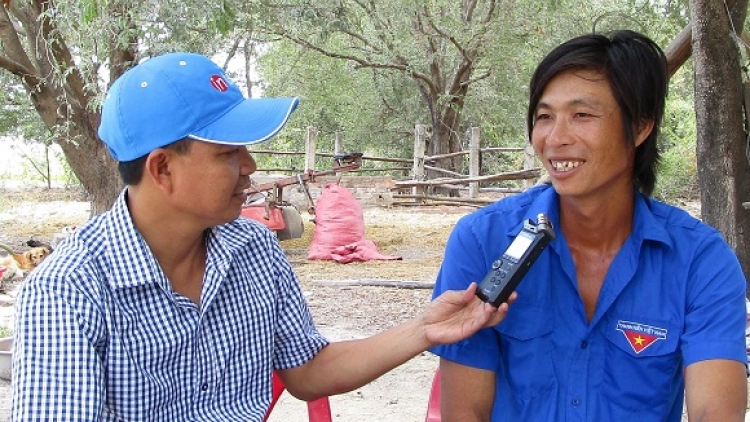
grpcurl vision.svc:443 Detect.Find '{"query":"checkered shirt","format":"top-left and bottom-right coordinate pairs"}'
top-left (12, 190), bottom-right (329, 421)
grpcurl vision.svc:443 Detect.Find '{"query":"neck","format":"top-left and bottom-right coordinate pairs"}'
top-left (125, 186), bottom-right (208, 274)
top-left (559, 187), bottom-right (636, 254)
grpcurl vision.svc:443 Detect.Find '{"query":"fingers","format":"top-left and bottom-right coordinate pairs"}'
top-left (470, 288), bottom-right (517, 311)
top-left (475, 291), bottom-right (516, 328)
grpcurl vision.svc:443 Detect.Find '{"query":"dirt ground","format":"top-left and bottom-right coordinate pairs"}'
top-left (0, 187), bottom-right (471, 421)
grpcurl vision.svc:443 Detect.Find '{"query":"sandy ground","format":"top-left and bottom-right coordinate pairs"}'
top-left (265, 328), bottom-right (438, 422)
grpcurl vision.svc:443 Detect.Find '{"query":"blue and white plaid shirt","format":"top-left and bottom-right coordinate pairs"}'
top-left (12, 190), bottom-right (329, 421)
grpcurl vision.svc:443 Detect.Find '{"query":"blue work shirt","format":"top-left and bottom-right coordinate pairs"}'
top-left (431, 184), bottom-right (747, 421)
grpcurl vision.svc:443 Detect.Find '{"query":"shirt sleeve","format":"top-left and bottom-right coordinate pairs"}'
top-left (270, 241), bottom-right (329, 370)
top-left (430, 216), bottom-right (502, 371)
top-left (12, 272), bottom-right (107, 421)
top-left (681, 230), bottom-right (748, 367)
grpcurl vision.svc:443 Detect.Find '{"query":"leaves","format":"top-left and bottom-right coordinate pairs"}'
top-left (0, 0), bottom-right (711, 203)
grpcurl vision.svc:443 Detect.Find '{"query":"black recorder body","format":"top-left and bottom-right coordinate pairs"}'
top-left (476, 213), bottom-right (555, 307)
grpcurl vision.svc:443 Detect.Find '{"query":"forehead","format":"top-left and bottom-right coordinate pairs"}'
top-left (537, 69), bottom-right (616, 109)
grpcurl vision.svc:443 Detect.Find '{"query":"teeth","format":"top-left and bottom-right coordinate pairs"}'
top-left (552, 161), bottom-right (582, 172)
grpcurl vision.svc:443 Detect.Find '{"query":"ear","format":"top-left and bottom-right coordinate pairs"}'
top-left (144, 149), bottom-right (177, 193)
top-left (23, 251), bottom-right (32, 261)
top-left (634, 119), bottom-right (655, 148)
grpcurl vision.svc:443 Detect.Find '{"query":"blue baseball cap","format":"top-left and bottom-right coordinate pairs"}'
top-left (98, 52), bottom-right (299, 162)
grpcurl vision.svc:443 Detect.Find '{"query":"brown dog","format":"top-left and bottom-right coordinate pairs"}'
top-left (25, 246), bottom-right (52, 268)
top-left (0, 243), bottom-right (52, 272)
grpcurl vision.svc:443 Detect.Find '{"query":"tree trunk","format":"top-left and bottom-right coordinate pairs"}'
top-left (55, 118), bottom-right (122, 215)
top-left (691, 0), bottom-right (750, 290)
top-left (0, 0), bottom-right (133, 215)
top-left (424, 60), bottom-right (472, 197)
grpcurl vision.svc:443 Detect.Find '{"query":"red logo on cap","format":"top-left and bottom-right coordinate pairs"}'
top-left (210, 75), bottom-right (229, 92)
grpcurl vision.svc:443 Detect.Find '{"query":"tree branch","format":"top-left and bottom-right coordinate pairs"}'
top-left (460, 69), bottom-right (490, 87)
top-left (464, 0), bottom-right (478, 22)
top-left (481, 0), bottom-right (496, 24)
top-left (34, 0), bottom-right (89, 110)
top-left (276, 27), bottom-right (437, 92)
top-left (664, 0), bottom-right (741, 77)
top-left (0, 4), bottom-right (37, 82)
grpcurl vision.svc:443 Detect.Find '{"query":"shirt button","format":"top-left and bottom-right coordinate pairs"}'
top-left (201, 383), bottom-right (209, 391)
top-left (571, 397), bottom-right (580, 406)
top-left (580, 340), bottom-right (588, 349)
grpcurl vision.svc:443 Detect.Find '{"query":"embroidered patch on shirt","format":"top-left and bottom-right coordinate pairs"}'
top-left (616, 320), bottom-right (667, 354)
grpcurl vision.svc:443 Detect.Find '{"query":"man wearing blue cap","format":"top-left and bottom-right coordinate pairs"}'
top-left (11, 52), bottom-right (510, 420)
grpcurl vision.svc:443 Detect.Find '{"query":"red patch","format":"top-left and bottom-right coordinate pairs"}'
top-left (210, 75), bottom-right (229, 92)
top-left (616, 320), bottom-right (667, 354)
top-left (621, 330), bottom-right (659, 353)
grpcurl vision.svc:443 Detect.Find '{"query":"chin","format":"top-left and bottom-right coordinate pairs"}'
top-left (208, 210), bottom-right (242, 228)
top-left (549, 180), bottom-right (581, 197)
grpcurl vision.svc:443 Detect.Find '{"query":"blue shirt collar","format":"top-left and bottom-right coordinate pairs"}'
top-left (505, 184), bottom-right (672, 249)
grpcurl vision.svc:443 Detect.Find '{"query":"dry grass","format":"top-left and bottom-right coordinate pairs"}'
top-left (0, 187), bottom-right (470, 286)
top-left (0, 188), bottom-right (471, 337)
top-left (283, 207), bottom-right (468, 284)
top-left (0, 188), bottom-right (90, 251)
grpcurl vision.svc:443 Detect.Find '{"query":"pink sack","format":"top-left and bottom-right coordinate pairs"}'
top-left (330, 239), bottom-right (402, 264)
top-left (308, 184), bottom-right (401, 262)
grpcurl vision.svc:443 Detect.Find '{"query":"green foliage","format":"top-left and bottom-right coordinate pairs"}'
top-left (208, 1), bottom-right (238, 35)
top-left (656, 140), bottom-right (699, 202)
top-left (654, 85), bottom-right (699, 202)
top-left (0, 325), bottom-right (11, 339)
top-left (0, 0), bottom-right (712, 199)
top-left (256, 0), bottom-right (698, 183)
top-left (257, 39), bottom-right (419, 166)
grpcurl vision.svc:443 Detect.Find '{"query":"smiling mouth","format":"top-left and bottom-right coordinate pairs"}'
top-left (551, 160), bottom-right (582, 172)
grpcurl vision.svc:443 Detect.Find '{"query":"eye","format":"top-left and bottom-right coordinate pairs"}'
top-left (574, 111), bottom-right (599, 119)
top-left (535, 113), bottom-right (551, 121)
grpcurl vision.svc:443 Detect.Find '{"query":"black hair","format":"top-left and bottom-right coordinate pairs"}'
top-left (117, 138), bottom-right (194, 185)
top-left (527, 30), bottom-right (668, 196)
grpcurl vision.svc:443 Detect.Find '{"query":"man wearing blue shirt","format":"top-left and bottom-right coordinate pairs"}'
top-left (431, 30), bottom-right (748, 421)
top-left (12, 52), bottom-right (509, 421)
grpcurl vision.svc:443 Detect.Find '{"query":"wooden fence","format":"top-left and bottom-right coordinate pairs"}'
top-left (250, 125), bottom-right (542, 206)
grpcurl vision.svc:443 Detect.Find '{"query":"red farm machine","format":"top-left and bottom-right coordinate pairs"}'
top-left (240, 152), bottom-right (363, 240)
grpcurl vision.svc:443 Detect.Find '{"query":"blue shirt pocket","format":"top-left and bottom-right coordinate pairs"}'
top-left (496, 304), bottom-right (557, 402)
top-left (601, 315), bottom-right (682, 414)
top-left (604, 316), bottom-right (679, 358)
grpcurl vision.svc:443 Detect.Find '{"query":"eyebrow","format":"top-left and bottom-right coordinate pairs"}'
top-left (536, 97), bottom-right (605, 111)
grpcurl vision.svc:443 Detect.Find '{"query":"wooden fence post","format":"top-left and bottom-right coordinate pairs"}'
top-left (523, 143), bottom-right (536, 189)
top-left (334, 132), bottom-right (342, 155)
top-left (305, 126), bottom-right (318, 172)
top-left (468, 127), bottom-right (481, 198)
top-left (413, 124), bottom-right (427, 199)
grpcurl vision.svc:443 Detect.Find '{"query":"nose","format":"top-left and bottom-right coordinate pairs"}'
top-left (239, 148), bottom-right (257, 176)
top-left (540, 117), bottom-right (573, 148)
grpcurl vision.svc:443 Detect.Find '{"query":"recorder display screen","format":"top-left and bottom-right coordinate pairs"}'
top-left (505, 233), bottom-right (533, 260)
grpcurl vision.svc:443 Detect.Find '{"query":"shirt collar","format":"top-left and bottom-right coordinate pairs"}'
top-left (504, 184), bottom-right (672, 248)
top-left (632, 192), bottom-right (673, 248)
top-left (103, 188), bottom-right (167, 290)
top-left (103, 189), bottom-right (255, 290)
top-left (504, 184), bottom-right (560, 238)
